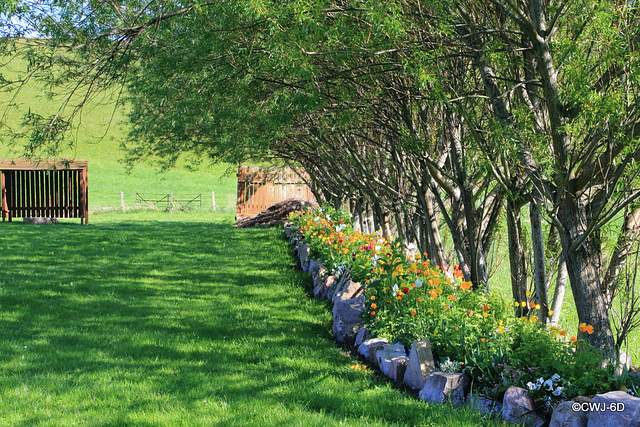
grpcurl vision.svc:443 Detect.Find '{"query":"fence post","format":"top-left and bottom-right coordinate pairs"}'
top-left (170, 191), bottom-right (174, 209)
top-left (121, 191), bottom-right (125, 212)
top-left (212, 191), bottom-right (217, 211)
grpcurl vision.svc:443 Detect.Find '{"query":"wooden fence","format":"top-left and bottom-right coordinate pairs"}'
top-left (1, 159), bottom-right (89, 224)
top-left (236, 166), bottom-right (316, 220)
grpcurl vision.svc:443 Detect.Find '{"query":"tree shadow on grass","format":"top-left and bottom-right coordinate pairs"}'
top-left (0, 220), bottom-right (495, 426)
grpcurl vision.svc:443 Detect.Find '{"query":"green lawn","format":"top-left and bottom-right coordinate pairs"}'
top-left (0, 211), bottom-right (501, 426)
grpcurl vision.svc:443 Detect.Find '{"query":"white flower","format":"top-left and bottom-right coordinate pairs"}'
top-left (335, 224), bottom-right (347, 232)
top-left (314, 216), bottom-right (321, 222)
top-left (375, 245), bottom-right (381, 252)
top-left (544, 378), bottom-right (554, 391)
top-left (552, 388), bottom-right (563, 396)
top-left (414, 279), bottom-right (424, 288)
top-left (392, 284), bottom-right (400, 296)
top-left (551, 374), bottom-right (562, 382)
top-left (527, 382), bottom-right (539, 391)
top-left (371, 254), bottom-right (381, 266)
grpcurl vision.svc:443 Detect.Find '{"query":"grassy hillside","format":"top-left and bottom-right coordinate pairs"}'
top-left (0, 43), bottom-right (238, 213)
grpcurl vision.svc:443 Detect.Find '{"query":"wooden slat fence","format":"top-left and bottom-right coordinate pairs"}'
top-left (236, 166), bottom-right (316, 220)
top-left (1, 159), bottom-right (88, 224)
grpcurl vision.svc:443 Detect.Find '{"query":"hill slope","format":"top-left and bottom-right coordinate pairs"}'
top-left (0, 43), bottom-right (237, 212)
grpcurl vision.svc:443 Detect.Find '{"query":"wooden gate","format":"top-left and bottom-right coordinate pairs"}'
top-left (236, 166), bottom-right (316, 220)
top-left (1, 159), bottom-right (89, 224)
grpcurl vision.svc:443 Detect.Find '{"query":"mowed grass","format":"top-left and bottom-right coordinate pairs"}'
top-left (0, 211), bottom-right (501, 426)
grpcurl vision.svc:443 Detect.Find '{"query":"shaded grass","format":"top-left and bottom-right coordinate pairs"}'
top-left (0, 212), bottom-right (501, 426)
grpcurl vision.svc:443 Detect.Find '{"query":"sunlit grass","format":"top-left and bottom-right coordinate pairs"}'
top-left (0, 212), bottom-right (501, 426)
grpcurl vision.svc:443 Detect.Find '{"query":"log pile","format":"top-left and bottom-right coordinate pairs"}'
top-left (235, 198), bottom-right (316, 228)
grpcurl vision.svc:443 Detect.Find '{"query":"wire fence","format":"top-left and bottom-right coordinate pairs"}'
top-left (89, 191), bottom-right (236, 213)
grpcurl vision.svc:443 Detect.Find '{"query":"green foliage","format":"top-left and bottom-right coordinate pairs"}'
top-left (292, 205), bottom-right (627, 408)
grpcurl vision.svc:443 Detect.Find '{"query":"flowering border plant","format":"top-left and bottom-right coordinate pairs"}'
top-left (288, 205), bottom-right (634, 406)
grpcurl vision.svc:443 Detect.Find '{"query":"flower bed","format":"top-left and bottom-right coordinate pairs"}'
top-left (286, 205), bottom-right (640, 424)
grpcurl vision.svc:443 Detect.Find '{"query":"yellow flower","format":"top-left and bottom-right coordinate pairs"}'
top-left (514, 301), bottom-right (520, 307)
top-left (482, 312), bottom-right (488, 318)
top-left (370, 295), bottom-right (376, 300)
top-left (535, 304), bottom-right (541, 310)
top-left (526, 291), bottom-right (532, 297)
top-left (498, 326), bottom-right (505, 333)
top-left (548, 310), bottom-right (554, 316)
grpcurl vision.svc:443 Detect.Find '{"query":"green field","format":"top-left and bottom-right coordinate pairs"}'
top-left (0, 212), bottom-right (501, 426)
top-left (0, 45), bottom-right (238, 214)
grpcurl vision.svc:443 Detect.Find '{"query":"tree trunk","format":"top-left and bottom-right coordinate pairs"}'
top-left (425, 187), bottom-right (448, 267)
top-left (530, 195), bottom-right (549, 322)
top-left (506, 198), bottom-right (529, 317)
top-left (558, 196), bottom-right (616, 360)
top-left (603, 207), bottom-right (640, 307)
top-left (549, 256), bottom-right (567, 325)
top-left (448, 110), bottom-right (489, 288)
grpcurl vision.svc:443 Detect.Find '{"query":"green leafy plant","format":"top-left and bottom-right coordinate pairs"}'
top-left (291, 205), bottom-right (621, 406)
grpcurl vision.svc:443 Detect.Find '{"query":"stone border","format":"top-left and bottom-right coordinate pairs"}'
top-left (285, 223), bottom-right (640, 427)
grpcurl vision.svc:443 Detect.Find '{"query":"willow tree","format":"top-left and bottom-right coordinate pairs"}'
top-left (412, 0), bottom-right (640, 358)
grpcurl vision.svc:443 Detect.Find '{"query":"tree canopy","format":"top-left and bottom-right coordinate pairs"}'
top-left (3, 0), bottom-right (640, 359)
